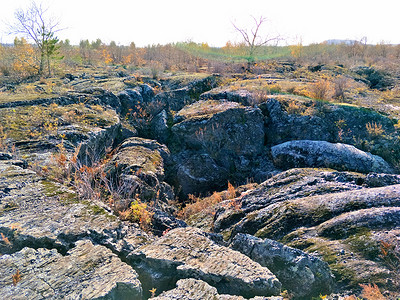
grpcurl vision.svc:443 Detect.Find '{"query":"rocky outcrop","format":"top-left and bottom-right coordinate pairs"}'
top-left (105, 137), bottom-right (175, 211)
top-left (260, 96), bottom-right (400, 168)
top-left (152, 278), bottom-right (283, 300)
top-left (170, 100), bottom-right (266, 195)
top-left (230, 234), bottom-right (334, 299)
top-left (128, 227), bottom-right (282, 298)
top-left (0, 240), bottom-right (142, 299)
top-left (154, 75), bottom-right (221, 112)
top-left (271, 140), bottom-right (393, 174)
top-left (211, 168), bottom-right (400, 293)
top-left (200, 89), bottom-right (256, 106)
top-left (0, 156), bottom-right (152, 257)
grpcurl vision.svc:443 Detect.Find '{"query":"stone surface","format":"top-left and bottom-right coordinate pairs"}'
top-left (0, 158), bottom-right (152, 257)
top-left (230, 233), bottom-right (333, 298)
top-left (271, 140), bottom-right (393, 174)
top-left (170, 100), bottom-right (265, 195)
top-left (0, 240), bottom-right (142, 299)
top-left (152, 279), bottom-right (283, 300)
top-left (105, 137), bottom-right (175, 212)
top-left (129, 227), bottom-right (282, 298)
top-left (211, 168), bottom-right (400, 294)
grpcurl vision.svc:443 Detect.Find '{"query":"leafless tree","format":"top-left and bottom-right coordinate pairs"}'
top-left (10, 1), bottom-right (62, 76)
top-left (232, 16), bottom-right (281, 71)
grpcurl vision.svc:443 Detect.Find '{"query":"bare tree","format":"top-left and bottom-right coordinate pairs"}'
top-left (10, 1), bottom-right (62, 76)
top-left (232, 16), bottom-right (280, 71)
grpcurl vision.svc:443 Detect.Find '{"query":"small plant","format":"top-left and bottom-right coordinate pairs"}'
top-left (366, 122), bottom-right (384, 137)
top-left (120, 198), bottom-right (153, 231)
top-left (310, 79), bottom-right (331, 100)
top-left (12, 270), bottom-right (21, 286)
top-left (333, 75), bottom-right (348, 101)
top-left (149, 288), bottom-right (157, 297)
top-left (286, 100), bottom-right (302, 115)
top-left (379, 240), bottom-right (400, 271)
top-left (1, 232), bottom-right (11, 246)
top-left (359, 283), bottom-right (386, 300)
top-left (226, 181), bottom-right (236, 199)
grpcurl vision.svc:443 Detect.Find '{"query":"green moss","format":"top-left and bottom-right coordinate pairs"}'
top-left (346, 228), bottom-right (380, 260)
top-left (330, 263), bottom-right (357, 285)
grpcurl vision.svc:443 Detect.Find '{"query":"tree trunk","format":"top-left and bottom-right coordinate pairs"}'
top-left (39, 52), bottom-right (45, 76)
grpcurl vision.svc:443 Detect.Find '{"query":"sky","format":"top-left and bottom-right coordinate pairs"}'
top-left (0, 0), bottom-right (399, 47)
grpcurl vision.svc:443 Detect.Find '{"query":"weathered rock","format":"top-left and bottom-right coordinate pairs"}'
top-left (151, 209), bottom-right (187, 236)
top-left (211, 168), bottom-right (400, 294)
top-left (0, 240), bottom-right (142, 299)
top-left (261, 96), bottom-right (400, 168)
top-left (364, 172), bottom-right (400, 187)
top-left (230, 234), bottom-right (334, 299)
top-left (172, 151), bottom-right (228, 196)
top-left (235, 183), bottom-right (400, 240)
top-left (117, 88), bottom-right (143, 115)
top-left (200, 89), bottom-right (256, 106)
top-left (271, 140), bottom-right (393, 174)
top-left (150, 110), bottom-right (170, 143)
top-left (154, 87), bottom-right (193, 112)
top-left (128, 227), bottom-right (281, 298)
top-left (172, 100), bottom-right (264, 158)
top-left (170, 100), bottom-right (265, 194)
top-left (0, 158), bottom-right (152, 257)
top-left (140, 84), bottom-right (156, 102)
top-left (105, 137), bottom-right (175, 212)
top-left (213, 168), bottom-right (366, 233)
top-left (152, 278), bottom-right (283, 300)
top-left (154, 75), bottom-right (221, 112)
top-left (262, 96), bottom-right (396, 145)
top-left (316, 206), bottom-right (400, 239)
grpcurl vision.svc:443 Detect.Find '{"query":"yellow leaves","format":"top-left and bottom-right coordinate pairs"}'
top-left (1, 232), bottom-right (11, 246)
top-left (12, 270), bottom-right (21, 286)
top-left (149, 288), bottom-right (157, 297)
top-left (366, 122), bottom-right (384, 137)
top-left (102, 49), bottom-right (113, 65)
top-left (12, 37), bottom-right (37, 76)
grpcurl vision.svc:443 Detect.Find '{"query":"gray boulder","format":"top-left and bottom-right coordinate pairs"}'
top-left (0, 158), bottom-right (152, 257)
top-left (0, 240), bottom-right (142, 299)
top-left (117, 88), bottom-right (143, 115)
top-left (152, 278), bottom-right (283, 300)
top-left (170, 100), bottom-right (265, 194)
top-left (200, 89), bottom-right (256, 106)
top-left (230, 234), bottom-right (334, 299)
top-left (150, 109), bottom-right (170, 143)
top-left (173, 151), bottom-right (228, 196)
top-left (128, 227), bottom-right (281, 298)
top-left (271, 140), bottom-right (393, 174)
top-left (105, 137), bottom-right (175, 212)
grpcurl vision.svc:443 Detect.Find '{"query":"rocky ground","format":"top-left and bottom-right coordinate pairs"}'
top-left (0, 64), bottom-right (399, 299)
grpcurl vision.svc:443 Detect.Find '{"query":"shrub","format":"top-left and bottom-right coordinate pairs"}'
top-left (310, 79), bottom-right (331, 100)
top-left (366, 122), bottom-right (384, 137)
top-left (333, 75), bottom-right (348, 101)
top-left (120, 199), bottom-right (153, 230)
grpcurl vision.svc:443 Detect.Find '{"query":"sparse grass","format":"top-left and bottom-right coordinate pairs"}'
top-left (0, 103), bottom-right (118, 141)
top-left (366, 122), bottom-right (384, 137)
top-left (177, 100), bottom-right (241, 120)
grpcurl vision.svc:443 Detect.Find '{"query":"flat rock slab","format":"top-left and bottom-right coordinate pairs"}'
top-left (230, 234), bottom-right (333, 298)
top-left (0, 159), bottom-right (151, 256)
top-left (0, 240), bottom-right (142, 299)
top-left (129, 227), bottom-right (281, 298)
top-left (152, 278), bottom-right (283, 300)
top-left (271, 140), bottom-right (393, 174)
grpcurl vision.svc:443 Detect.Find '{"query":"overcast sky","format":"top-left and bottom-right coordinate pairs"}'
top-left (0, 0), bottom-right (399, 47)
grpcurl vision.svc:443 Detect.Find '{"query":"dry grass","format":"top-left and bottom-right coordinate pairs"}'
top-left (178, 182), bottom-right (240, 220)
top-left (366, 122), bottom-right (384, 137)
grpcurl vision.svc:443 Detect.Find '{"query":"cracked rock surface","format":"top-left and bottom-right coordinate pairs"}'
top-left (0, 240), bottom-right (142, 299)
